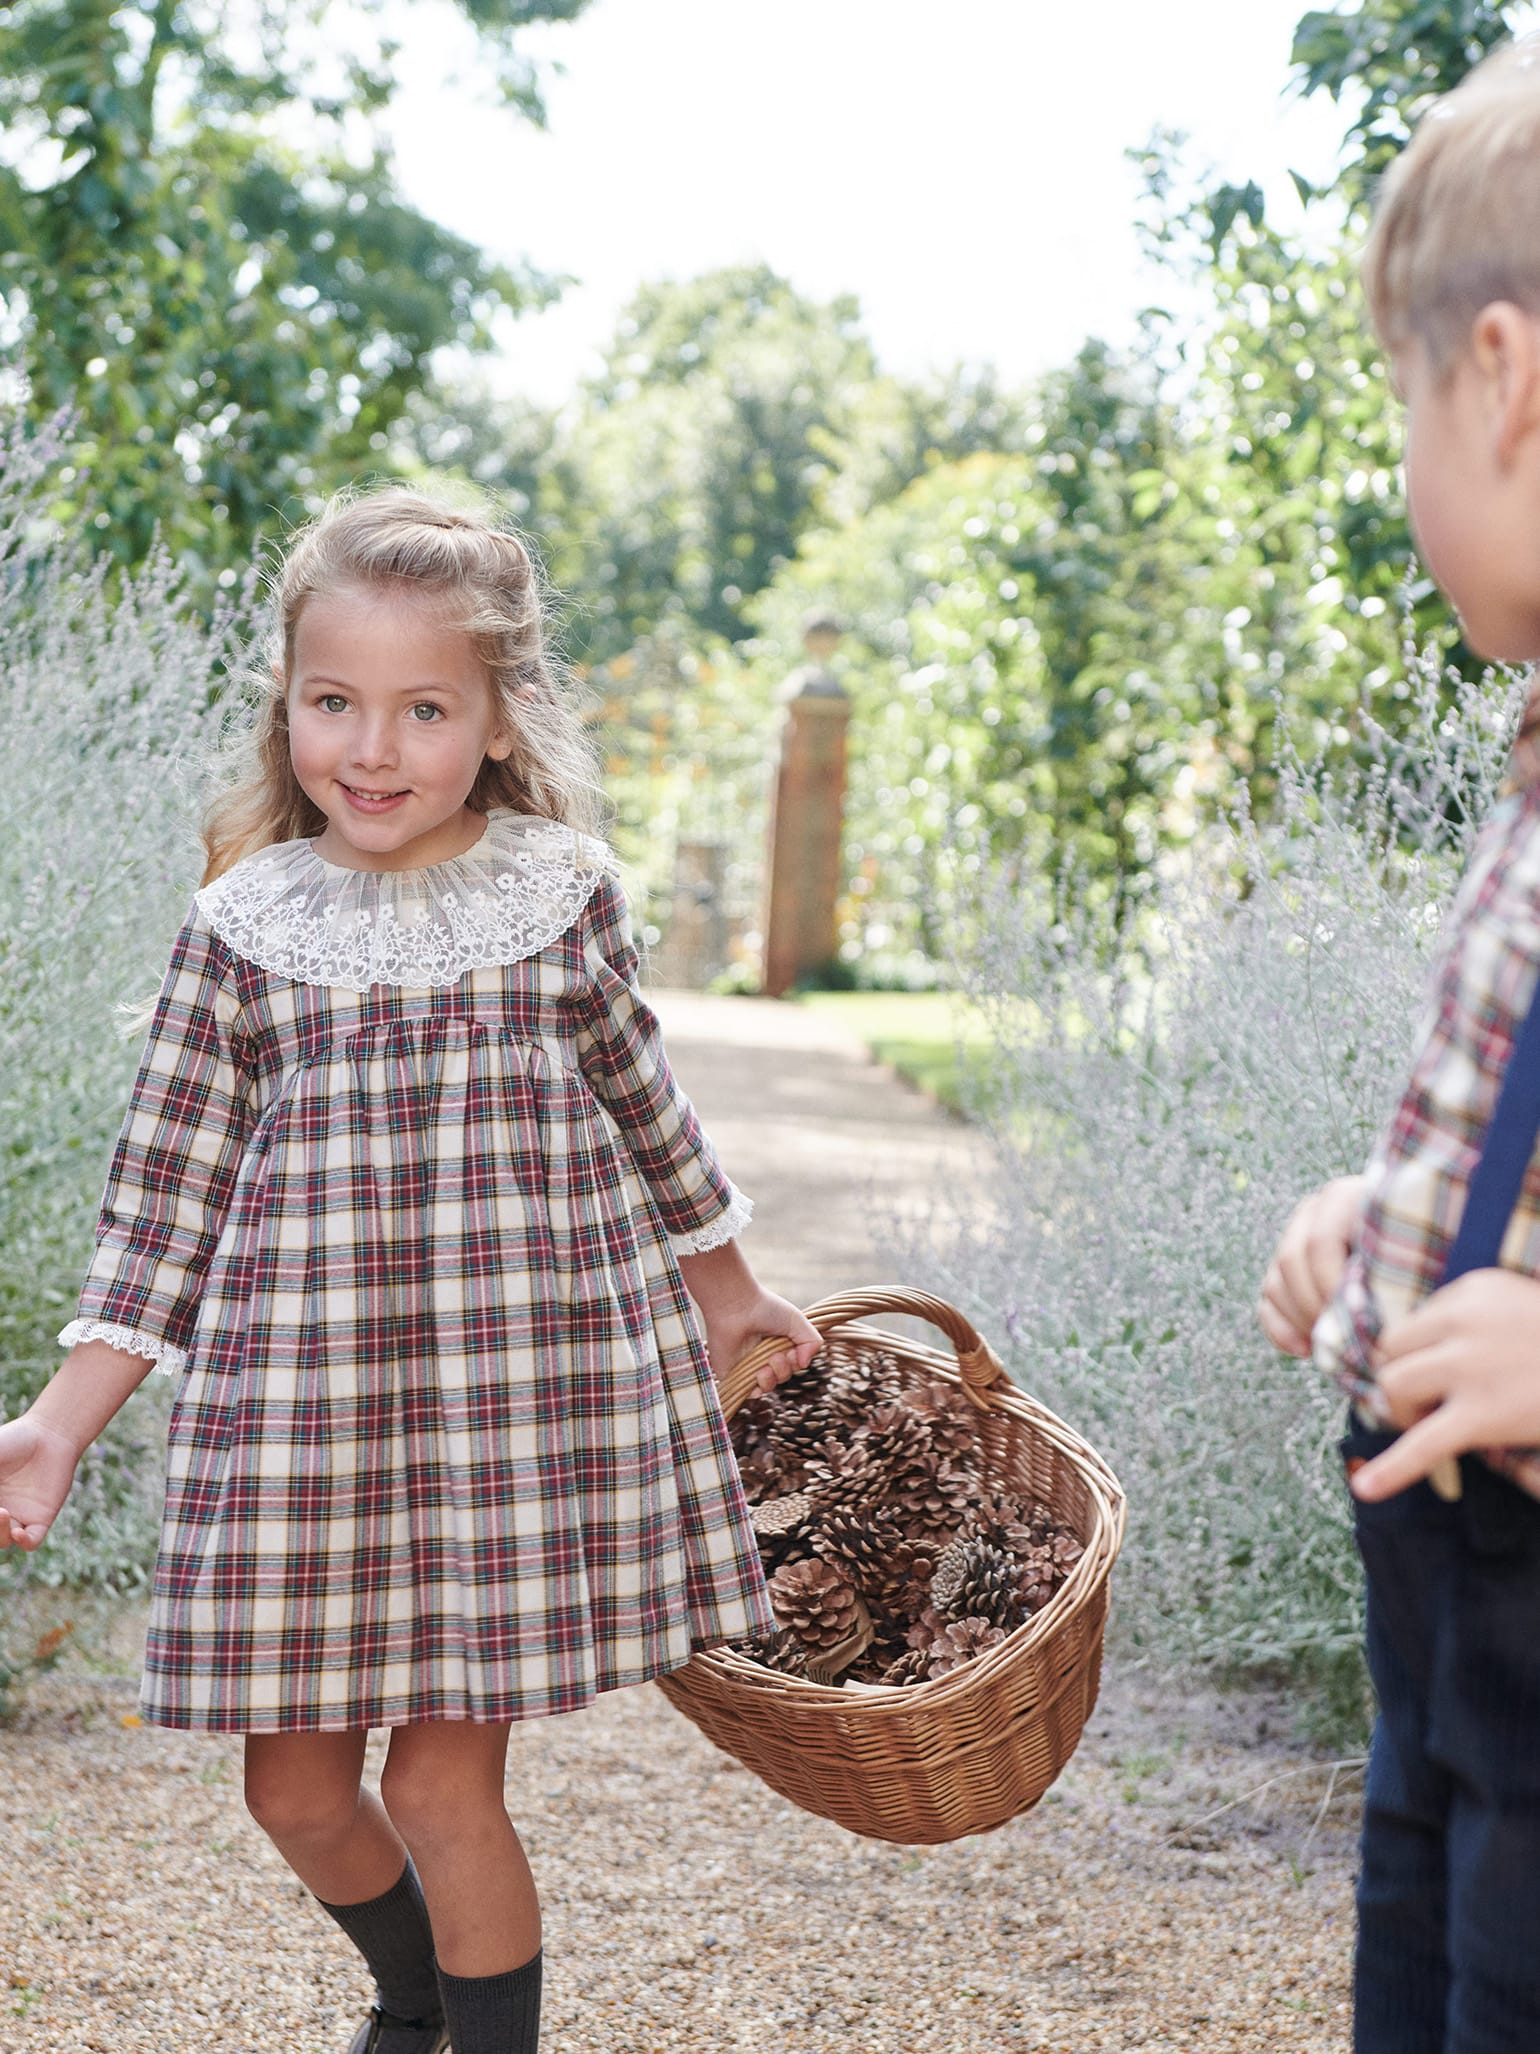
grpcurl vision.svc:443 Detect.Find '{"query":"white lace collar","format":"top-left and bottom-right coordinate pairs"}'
top-left (196, 812), bottom-right (613, 992)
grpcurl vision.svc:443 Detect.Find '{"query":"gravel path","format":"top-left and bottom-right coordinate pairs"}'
top-left (0, 994), bottom-right (1357, 2052)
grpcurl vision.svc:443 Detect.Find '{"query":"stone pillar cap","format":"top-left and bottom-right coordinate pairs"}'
top-left (782, 662), bottom-right (848, 704)
top-left (800, 607), bottom-right (846, 638)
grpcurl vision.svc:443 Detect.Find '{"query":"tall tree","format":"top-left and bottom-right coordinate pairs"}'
top-left (543, 267), bottom-right (878, 659)
top-left (1291, 0), bottom-right (1520, 196)
top-left (510, 265), bottom-right (1034, 664)
top-left (0, 0), bottom-right (590, 578)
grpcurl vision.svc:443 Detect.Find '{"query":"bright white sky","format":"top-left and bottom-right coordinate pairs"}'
top-left (384, 0), bottom-right (1537, 405)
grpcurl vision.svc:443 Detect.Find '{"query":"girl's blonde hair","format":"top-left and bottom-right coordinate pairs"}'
top-left (202, 484), bottom-right (603, 883)
top-left (1362, 34), bottom-right (1540, 370)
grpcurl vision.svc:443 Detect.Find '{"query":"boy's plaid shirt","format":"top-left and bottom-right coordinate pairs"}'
top-left (1313, 684), bottom-right (1540, 1498)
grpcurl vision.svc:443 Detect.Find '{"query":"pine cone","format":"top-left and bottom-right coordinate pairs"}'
top-left (768, 1557), bottom-right (864, 1650)
top-left (730, 1395), bottom-right (777, 1458)
top-left (751, 1491), bottom-right (815, 1541)
top-left (1026, 1544), bottom-right (1075, 1618)
top-left (908, 1381), bottom-right (981, 1460)
top-left (767, 1390), bottom-right (843, 1462)
top-left (744, 1628), bottom-right (810, 1677)
top-left (893, 1452), bottom-right (977, 1546)
top-left (737, 1443), bottom-right (787, 1505)
top-left (803, 1598), bottom-right (875, 1686)
top-left (864, 1537), bottom-right (939, 1623)
top-left (905, 1604), bottom-right (948, 1653)
top-left (812, 1503), bottom-right (905, 1589)
top-left (930, 1537), bottom-right (1027, 1633)
top-left (857, 1400), bottom-right (936, 1476)
top-left (964, 1490), bottom-right (1039, 1557)
top-left (822, 1346), bottom-right (903, 1427)
top-left (926, 1616), bottom-right (1007, 1677)
top-left (879, 1647), bottom-right (931, 1687)
top-left (802, 1439), bottom-right (886, 1515)
top-left (750, 1492), bottom-right (816, 1570)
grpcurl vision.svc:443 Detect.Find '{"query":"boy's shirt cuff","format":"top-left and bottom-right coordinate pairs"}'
top-left (1311, 1285), bottom-right (1390, 1425)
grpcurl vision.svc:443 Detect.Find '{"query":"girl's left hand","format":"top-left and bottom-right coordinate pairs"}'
top-left (1353, 1268), bottom-right (1540, 1500)
top-left (701, 1290), bottom-right (821, 1395)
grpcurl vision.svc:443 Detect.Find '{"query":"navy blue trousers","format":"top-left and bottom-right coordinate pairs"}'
top-left (1348, 1415), bottom-right (1540, 2052)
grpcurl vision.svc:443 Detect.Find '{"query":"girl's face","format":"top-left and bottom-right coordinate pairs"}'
top-left (287, 582), bottom-right (512, 872)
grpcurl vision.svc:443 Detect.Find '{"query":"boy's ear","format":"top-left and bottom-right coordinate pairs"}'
top-left (1471, 302), bottom-right (1540, 464)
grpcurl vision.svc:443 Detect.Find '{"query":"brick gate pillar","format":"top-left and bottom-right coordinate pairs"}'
top-left (762, 614), bottom-right (849, 997)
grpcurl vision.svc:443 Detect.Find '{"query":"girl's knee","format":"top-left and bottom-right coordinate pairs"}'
top-left (243, 1737), bottom-right (365, 1847)
top-left (379, 1735), bottom-right (509, 1850)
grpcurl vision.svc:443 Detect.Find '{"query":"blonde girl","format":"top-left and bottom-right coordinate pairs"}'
top-left (0, 487), bottom-right (817, 2054)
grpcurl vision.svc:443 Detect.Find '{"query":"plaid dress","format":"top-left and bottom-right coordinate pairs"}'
top-left (62, 812), bottom-right (773, 1731)
top-left (1313, 689), bottom-right (1540, 1498)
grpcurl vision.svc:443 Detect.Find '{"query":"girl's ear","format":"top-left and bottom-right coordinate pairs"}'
top-left (486, 731), bottom-right (515, 763)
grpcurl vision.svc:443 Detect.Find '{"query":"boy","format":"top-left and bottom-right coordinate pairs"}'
top-left (1259, 34), bottom-right (1540, 2054)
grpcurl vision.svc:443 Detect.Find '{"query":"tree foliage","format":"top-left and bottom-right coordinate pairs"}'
top-left (0, 0), bottom-right (589, 579)
top-left (443, 265), bottom-right (1035, 665)
top-left (1291, 0), bottom-right (1520, 195)
top-left (744, 321), bottom-right (1407, 951)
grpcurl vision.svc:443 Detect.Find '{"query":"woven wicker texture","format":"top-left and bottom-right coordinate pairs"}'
top-left (656, 1288), bottom-right (1126, 1844)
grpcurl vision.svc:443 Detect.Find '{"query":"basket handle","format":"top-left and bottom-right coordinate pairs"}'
top-left (721, 1286), bottom-right (1007, 1416)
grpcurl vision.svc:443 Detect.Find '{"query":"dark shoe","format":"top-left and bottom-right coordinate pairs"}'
top-left (347, 2003), bottom-right (450, 2054)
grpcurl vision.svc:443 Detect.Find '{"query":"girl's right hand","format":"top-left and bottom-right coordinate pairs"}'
top-left (1258, 1173), bottom-right (1370, 1357)
top-left (0, 1415), bottom-right (81, 1550)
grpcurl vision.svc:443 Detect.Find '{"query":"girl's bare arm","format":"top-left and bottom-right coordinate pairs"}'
top-left (675, 1241), bottom-right (820, 1393)
top-left (0, 1339), bottom-right (158, 1549)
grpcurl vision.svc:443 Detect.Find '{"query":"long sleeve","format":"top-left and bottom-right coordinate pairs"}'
top-left (1312, 781), bottom-right (1540, 1495)
top-left (60, 910), bottom-right (257, 1375)
top-left (574, 872), bottom-right (752, 1255)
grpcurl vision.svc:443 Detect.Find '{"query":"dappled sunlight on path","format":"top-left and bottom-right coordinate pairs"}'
top-left (652, 990), bottom-right (983, 1310)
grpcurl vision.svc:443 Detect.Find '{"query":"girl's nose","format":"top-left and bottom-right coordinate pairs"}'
top-left (351, 722), bottom-right (399, 770)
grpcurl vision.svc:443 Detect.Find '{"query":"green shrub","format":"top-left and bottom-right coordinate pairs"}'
top-left (0, 414), bottom-right (247, 1706)
top-left (913, 642), bottom-right (1524, 1723)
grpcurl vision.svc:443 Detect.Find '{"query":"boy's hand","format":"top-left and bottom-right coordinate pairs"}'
top-left (1258, 1175), bottom-right (1369, 1356)
top-left (1351, 1269), bottom-right (1540, 1501)
top-left (700, 1290), bottom-right (821, 1395)
top-left (0, 1415), bottom-right (81, 1550)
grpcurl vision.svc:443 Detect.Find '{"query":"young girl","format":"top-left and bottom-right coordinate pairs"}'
top-left (0, 486), bottom-right (819, 2054)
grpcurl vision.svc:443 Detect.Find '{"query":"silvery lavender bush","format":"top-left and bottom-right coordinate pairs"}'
top-left (0, 412), bottom-right (250, 1698)
top-left (910, 647), bottom-right (1527, 1713)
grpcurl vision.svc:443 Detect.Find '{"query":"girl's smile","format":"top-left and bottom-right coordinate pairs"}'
top-left (287, 581), bottom-right (512, 872)
top-left (340, 783), bottom-right (409, 813)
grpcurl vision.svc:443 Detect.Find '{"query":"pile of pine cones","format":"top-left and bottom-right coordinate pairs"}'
top-left (728, 1343), bottom-right (1084, 1688)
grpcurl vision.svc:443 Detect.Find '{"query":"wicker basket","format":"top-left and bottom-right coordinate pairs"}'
top-left (657, 1287), bottom-right (1126, 1845)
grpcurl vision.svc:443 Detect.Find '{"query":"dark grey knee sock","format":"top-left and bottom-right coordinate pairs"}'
top-left (315, 1859), bottom-right (443, 2023)
top-left (437, 1950), bottom-right (542, 2054)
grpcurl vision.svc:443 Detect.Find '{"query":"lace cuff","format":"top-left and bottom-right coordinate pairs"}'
top-left (58, 1319), bottom-right (187, 1378)
top-left (668, 1187), bottom-right (753, 1257)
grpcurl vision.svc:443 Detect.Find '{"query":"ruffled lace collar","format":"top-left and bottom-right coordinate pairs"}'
top-left (196, 812), bottom-right (613, 992)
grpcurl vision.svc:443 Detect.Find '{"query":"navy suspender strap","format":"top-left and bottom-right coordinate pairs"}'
top-left (1442, 960), bottom-right (1540, 1284)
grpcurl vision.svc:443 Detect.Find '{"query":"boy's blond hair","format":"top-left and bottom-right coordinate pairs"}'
top-left (1363, 33), bottom-right (1540, 368)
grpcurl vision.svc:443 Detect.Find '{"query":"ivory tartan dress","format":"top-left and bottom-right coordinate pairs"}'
top-left (62, 811), bottom-right (772, 1732)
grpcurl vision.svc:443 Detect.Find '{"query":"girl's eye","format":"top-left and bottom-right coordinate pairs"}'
top-left (320, 694), bottom-right (349, 714)
top-left (410, 703), bottom-right (444, 723)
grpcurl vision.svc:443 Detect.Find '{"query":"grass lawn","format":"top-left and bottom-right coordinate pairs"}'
top-left (796, 990), bottom-right (991, 1113)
